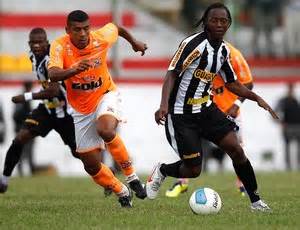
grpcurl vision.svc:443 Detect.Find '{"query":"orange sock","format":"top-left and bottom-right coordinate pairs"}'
top-left (92, 163), bottom-right (123, 194)
top-left (105, 134), bottom-right (134, 176)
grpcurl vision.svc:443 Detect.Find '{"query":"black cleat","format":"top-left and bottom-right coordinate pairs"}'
top-left (0, 183), bottom-right (8, 194)
top-left (118, 187), bottom-right (133, 208)
top-left (129, 179), bottom-right (147, 199)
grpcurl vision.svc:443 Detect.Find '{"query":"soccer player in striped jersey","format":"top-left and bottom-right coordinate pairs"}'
top-left (146, 2), bottom-right (278, 212)
top-left (0, 28), bottom-right (78, 193)
top-left (48, 10), bottom-right (147, 207)
top-left (165, 42), bottom-right (253, 198)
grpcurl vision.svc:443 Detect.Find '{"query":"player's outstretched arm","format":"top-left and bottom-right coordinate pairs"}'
top-left (225, 80), bottom-right (279, 119)
top-left (117, 26), bottom-right (148, 56)
top-left (11, 82), bottom-right (61, 103)
top-left (48, 60), bottom-right (91, 82)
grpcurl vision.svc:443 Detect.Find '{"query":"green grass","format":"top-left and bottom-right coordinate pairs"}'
top-left (0, 172), bottom-right (299, 230)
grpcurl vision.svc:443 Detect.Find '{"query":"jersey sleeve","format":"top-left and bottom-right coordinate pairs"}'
top-left (94, 23), bottom-right (118, 46)
top-left (48, 40), bottom-right (64, 69)
top-left (232, 49), bottom-right (253, 84)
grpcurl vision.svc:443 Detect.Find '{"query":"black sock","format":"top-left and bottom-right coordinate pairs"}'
top-left (233, 159), bottom-right (260, 203)
top-left (160, 161), bottom-right (182, 178)
top-left (3, 140), bottom-right (24, 177)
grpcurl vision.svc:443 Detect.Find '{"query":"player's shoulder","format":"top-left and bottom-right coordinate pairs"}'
top-left (51, 35), bottom-right (69, 49)
top-left (224, 41), bottom-right (242, 56)
top-left (92, 23), bottom-right (118, 37)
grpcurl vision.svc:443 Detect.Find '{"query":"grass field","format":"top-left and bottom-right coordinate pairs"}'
top-left (0, 172), bottom-right (299, 230)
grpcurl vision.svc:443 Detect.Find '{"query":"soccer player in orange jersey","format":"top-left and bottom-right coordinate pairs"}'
top-left (165, 42), bottom-right (254, 198)
top-left (48, 10), bottom-right (147, 207)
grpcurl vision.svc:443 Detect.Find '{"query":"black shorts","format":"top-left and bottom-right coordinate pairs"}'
top-left (165, 103), bottom-right (238, 166)
top-left (23, 103), bottom-right (76, 152)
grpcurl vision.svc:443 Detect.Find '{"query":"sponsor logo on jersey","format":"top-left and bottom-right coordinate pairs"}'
top-left (182, 49), bottom-right (201, 70)
top-left (171, 42), bottom-right (186, 67)
top-left (194, 69), bottom-right (216, 82)
top-left (186, 95), bottom-right (209, 105)
top-left (72, 78), bottom-right (102, 90)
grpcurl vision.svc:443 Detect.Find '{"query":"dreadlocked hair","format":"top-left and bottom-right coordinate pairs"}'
top-left (195, 2), bottom-right (232, 29)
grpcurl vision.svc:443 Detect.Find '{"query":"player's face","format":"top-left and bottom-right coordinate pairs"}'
top-left (28, 33), bottom-right (49, 59)
top-left (206, 8), bottom-right (230, 40)
top-left (66, 20), bottom-right (90, 49)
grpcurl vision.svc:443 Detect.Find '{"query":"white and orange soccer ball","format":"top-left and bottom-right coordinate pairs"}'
top-left (189, 187), bottom-right (222, 214)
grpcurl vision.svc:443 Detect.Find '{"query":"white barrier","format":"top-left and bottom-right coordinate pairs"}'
top-left (0, 83), bottom-right (300, 176)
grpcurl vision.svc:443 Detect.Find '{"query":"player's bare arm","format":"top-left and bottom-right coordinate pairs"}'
top-left (117, 26), bottom-right (147, 56)
top-left (48, 60), bottom-right (91, 82)
top-left (225, 80), bottom-right (279, 119)
top-left (155, 70), bottom-right (177, 125)
top-left (226, 82), bottom-right (253, 118)
top-left (11, 82), bottom-right (61, 103)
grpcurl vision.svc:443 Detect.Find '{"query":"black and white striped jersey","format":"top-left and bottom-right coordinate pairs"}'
top-left (167, 31), bottom-right (236, 114)
top-left (29, 49), bottom-right (69, 118)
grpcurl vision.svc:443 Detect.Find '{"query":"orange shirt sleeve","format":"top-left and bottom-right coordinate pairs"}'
top-left (229, 45), bottom-right (253, 84)
top-left (48, 39), bottom-right (64, 69)
top-left (93, 23), bottom-right (118, 46)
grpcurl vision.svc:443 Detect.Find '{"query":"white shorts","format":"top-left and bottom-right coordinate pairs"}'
top-left (70, 90), bottom-right (123, 153)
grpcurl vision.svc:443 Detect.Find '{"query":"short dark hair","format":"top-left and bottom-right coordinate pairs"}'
top-left (67, 10), bottom-right (89, 26)
top-left (195, 2), bottom-right (232, 29)
top-left (29, 27), bottom-right (47, 36)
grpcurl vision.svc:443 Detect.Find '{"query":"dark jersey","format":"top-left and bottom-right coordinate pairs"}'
top-left (167, 31), bottom-right (236, 114)
top-left (29, 49), bottom-right (68, 118)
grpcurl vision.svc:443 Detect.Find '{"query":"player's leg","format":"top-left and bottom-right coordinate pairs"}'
top-left (96, 91), bottom-right (146, 199)
top-left (54, 114), bottom-right (80, 159)
top-left (0, 128), bottom-right (36, 193)
top-left (146, 114), bottom-right (202, 199)
top-left (78, 149), bottom-right (132, 207)
top-left (71, 105), bottom-right (133, 207)
top-left (217, 131), bottom-right (270, 211)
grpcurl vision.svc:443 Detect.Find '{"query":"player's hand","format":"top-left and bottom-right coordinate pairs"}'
top-left (226, 104), bottom-right (239, 118)
top-left (12, 95), bottom-right (25, 104)
top-left (155, 106), bottom-right (168, 125)
top-left (132, 40), bottom-right (148, 56)
top-left (256, 96), bottom-right (279, 120)
top-left (75, 60), bottom-right (91, 73)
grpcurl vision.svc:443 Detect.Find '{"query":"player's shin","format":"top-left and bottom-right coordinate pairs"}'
top-left (3, 140), bottom-right (24, 177)
top-left (105, 134), bottom-right (134, 177)
top-left (92, 163), bottom-right (126, 196)
top-left (233, 159), bottom-right (260, 203)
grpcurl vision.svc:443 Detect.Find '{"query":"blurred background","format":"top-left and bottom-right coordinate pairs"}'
top-left (0, 0), bottom-right (300, 176)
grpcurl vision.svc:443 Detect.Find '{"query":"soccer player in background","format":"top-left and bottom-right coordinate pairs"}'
top-left (0, 28), bottom-right (78, 193)
top-left (48, 10), bottom-right (147, 207)
top-left (165, 42), bottom-right (253, 198)
top-left (146, 2), bottom-right (278, 211)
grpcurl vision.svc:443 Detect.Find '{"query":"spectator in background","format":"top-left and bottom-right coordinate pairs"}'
top-left (275, 83), bottom-right (300, 170)
top-left (248, 0), bottom-right (282, 57)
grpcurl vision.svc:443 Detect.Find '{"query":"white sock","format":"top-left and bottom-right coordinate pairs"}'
top-left (125, 172), bottom-right (139, 183)
top-left (116, 184), bottom-right (130, 197)
top-left (1, 175), bottom-right (9, 185)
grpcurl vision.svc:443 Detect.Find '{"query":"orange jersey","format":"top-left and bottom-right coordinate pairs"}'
top-left (48, 23), bottom-right (118, 114)
top-left (213, 43), bottom-right (253, 113)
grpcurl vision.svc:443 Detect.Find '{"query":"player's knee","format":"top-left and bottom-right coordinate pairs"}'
top-left (97, 128), bottom-right (116, 142)
top-left (83, 162), bottom-right (101, 175)
top-left (15, 130), bottom-right (32, 145)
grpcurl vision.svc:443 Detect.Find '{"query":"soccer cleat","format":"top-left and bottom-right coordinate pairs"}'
top-left (146, 163), bottom-right (165, 199)
top-left (165, 181), bottom-right (188, 198)
top-left (0, 182), bottom-right (8, 194)
top-left (118, 187), bottom-right (133, 208)
top-left (250, 200), bottom-right (271, 212)
top-left (129, 179), bottom-right (147, 199)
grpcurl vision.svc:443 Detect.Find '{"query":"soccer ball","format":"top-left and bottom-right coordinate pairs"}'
top-left (189, 187), bottom-right (222, 214)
